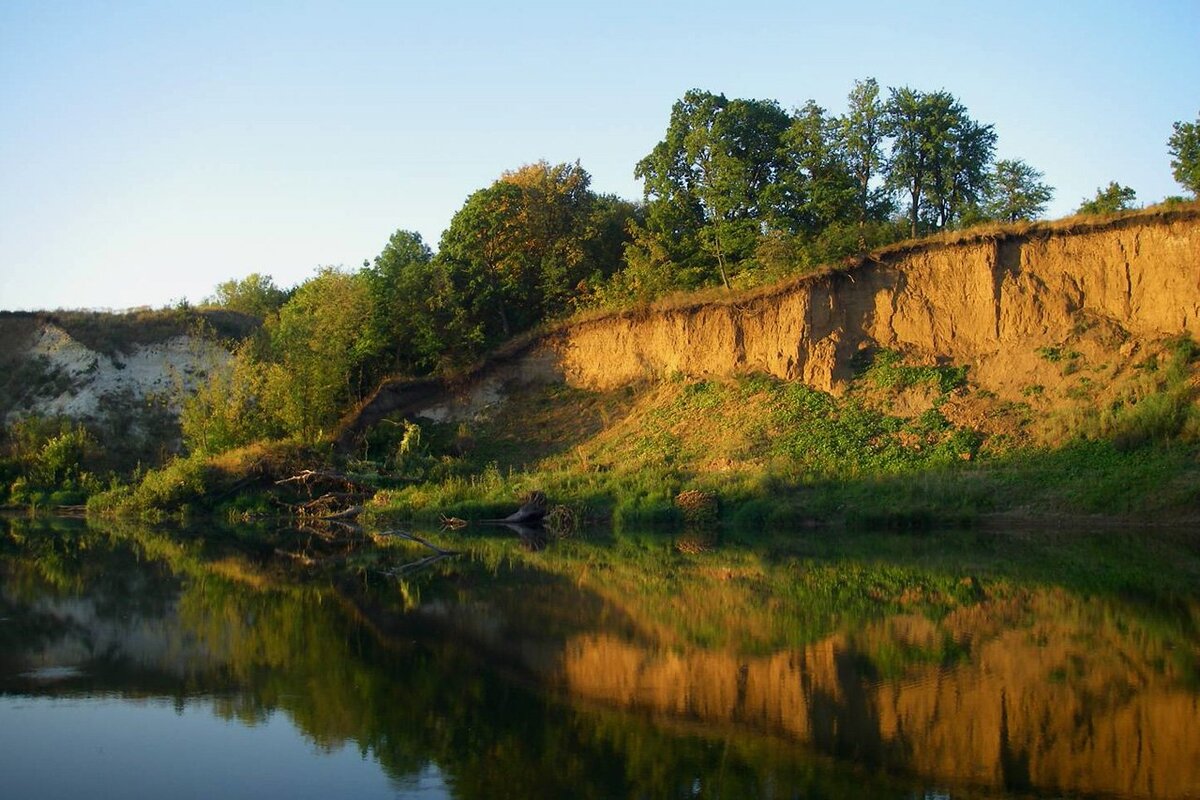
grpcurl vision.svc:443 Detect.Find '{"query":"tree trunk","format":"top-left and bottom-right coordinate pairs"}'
top-left (712, 226), bottom-right (731, 289)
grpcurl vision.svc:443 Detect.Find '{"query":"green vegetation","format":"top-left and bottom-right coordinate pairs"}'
top-left (84, 441), bottom-right (316, 520)
top-left (359, 338), bottom-right (1199, 530)
top-left (1078, 181), bottom-right (1139, 214)
top-left (1169, 110), bottom-right (1200, 196)
top-left (986, 158), bottom-right (1054, 222)
top-left (203, 272), bottom-right (290, 318)
top-left (76, 326), bottom-right (1199, 525)
top-left (165, 79), bottom-right (1061, 465)
top-left (0, 416), bottom-right (103, 507)
top-left (6, 81), bottom-right (1198, 528)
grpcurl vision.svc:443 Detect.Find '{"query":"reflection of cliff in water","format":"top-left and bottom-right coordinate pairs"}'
top-left (553, 593), bottom-right (1200, 798)
top-left (3, 517), bottom-right (1200, 798)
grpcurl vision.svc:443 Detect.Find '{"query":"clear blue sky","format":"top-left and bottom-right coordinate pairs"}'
top-left (2, 0), bottom-right (1197, 311)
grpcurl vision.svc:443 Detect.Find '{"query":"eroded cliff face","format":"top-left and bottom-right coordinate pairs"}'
top-left (339, 210), bottom-right (1200, 441)
top-left (545, 215), bottom-right (1200, 397)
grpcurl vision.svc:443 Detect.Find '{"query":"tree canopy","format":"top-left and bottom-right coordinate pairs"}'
top-left (204, 273), bottom-right (289, 318)
top-left (635, 90), bottom-right (792, 288)
top-left (1077, 182), bottom-right (1138, 215)
top-left (986, 159), bottom-right (1054, 222)
top-left (1168, 112), bottom-right (1200, 196)
top-left (884, 88), bottom-right (996, 236)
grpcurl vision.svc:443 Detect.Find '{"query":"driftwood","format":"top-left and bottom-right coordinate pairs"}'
top-left (317, 504), bottom-right (364, 521)
top-left (479, 491), bottom-right (548, 526)
top-left (277, 469), bottom-right (368, 489)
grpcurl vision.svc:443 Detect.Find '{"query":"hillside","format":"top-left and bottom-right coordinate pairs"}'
top-left (0, 308), bottom-right (250, 468)
top-left (344, 207), bottom-right (1200, 440)
top-left (11, 208), bottom-right (1198, 524)
top-left (344, 207), bottom-right (1200, 526)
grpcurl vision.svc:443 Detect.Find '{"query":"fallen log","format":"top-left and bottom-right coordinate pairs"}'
top-left (479, 491), bottom-right (548, 526)
top-left (317, 505), bottom-right (363, 521)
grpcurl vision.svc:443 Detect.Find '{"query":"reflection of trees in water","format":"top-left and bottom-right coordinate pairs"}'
top-left (4, 515), bottom-right (1200, 798)
top-left (3, 518), bottom-right (910, 797)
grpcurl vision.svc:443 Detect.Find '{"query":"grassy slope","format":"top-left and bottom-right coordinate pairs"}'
top-left (366, 336), bottom-right (1200, 529)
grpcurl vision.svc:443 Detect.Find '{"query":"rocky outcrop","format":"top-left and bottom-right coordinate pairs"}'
top-left (0, 315), bottom-right (232, 459)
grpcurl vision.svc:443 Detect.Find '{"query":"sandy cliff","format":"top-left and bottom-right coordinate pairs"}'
top-left (547, 213), bottom-right (1200, 395)
top-left (343, 208), bottom-right (1200, 441)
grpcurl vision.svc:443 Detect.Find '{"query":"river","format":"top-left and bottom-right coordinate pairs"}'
top-left (2, 515), bottom-right (1198, 798)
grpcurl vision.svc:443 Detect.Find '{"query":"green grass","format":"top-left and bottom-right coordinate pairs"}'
top-left (78, 334), bottom-right (1200, 529)
top-left (365, 366), bottom-right (1199, 531)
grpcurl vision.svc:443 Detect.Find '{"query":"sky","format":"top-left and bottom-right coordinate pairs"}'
top-left (1, 0), bottom-right (1197, 312)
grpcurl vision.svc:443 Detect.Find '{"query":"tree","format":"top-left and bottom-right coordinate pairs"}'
top-left (1077, 182), bottom-right (1137, 214)
top-left (840, 77), bottom-right (892, 227)
top-left (1168, 112), bottom-right (1200, 196)
top-left (772, 100), bottom-right (858, 237)
top-left (884, 87), bottom-right (996, 236)
top-left (180, 340), bottom-right (283, 453)
top-left (363, 230), bottom-right (442, 375)
top-left (986, 159), bottom-right (1054, 222)
top-left (265, 268), bottom-right (377, 441)
top-left (205, 273), bottom-right (288, 318)
top-left (929, 114), bottom-right (996, 228)
top-left (436, 161), bottom-right (634, 357)
top-left (636, 90), bottom-right (791, 287)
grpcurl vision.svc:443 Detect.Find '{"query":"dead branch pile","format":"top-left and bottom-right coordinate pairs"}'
top-left (276, 469), bottom-right (375, 518)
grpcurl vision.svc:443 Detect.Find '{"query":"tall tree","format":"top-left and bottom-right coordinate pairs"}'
top-left (1077, 182), bottom-right (1138, 214)
top-left (840, 78), bottom-right (891, 226)
top-left (364, 230), bottom-right (441, 375)
top-left (636, 90), bottom-right (791, 288)
top-left (883, 87), bottom-right (936, 238)
top-left (1168, 112), bottom-right (1200, 196)
top-left (928, 114), bottom-right (996, 228)
top-left (265, 268), bottom-right (377, 441)
top-left (884, 88), bottom-right (995, 236)
top-left (986, 159), bottom-right (1054, 222)
top-left (436, 161), bottom-right (633, 356)
top-left (772, 100), bottom-right (857, 237)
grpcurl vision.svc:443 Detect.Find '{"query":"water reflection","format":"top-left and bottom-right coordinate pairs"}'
top-left (1, 515), bottom-right (1198, 798)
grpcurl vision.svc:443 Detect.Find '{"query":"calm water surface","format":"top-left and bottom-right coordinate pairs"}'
top-left (2, 515), bottom-right (1198, 799)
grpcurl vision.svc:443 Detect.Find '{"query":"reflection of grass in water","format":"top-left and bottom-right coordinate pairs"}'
top-left (861, 632), bottom-right (971, 681)
top-left (447, 522), bottom-right (1200, 684)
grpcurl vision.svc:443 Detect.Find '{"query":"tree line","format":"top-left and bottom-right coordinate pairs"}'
top-left (182, 85), bottom-right (1198, 454)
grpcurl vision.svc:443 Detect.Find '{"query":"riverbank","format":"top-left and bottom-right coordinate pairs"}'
top-left (70, 330), bottom-right (1198, 528)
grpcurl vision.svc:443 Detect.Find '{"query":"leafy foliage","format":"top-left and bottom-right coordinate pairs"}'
top-left (1077, 181), bottom-right (1138, 214)
top-left (1168, 112), bottom-right (1200, 196)
top-left (635, 90), bottom-right (792, 288)
top-left (986, 159), bottom-right (1054, 222)
top-left (204, 273), bottom-right (289, 318)
top-left (436, 161), bottom-right (635, 358)
top-left (884, 87), bottom-right (996, 236)
top-left (1, 416), bottom-right (102, 506)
